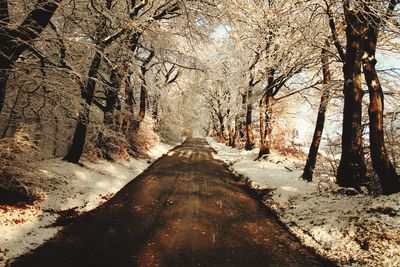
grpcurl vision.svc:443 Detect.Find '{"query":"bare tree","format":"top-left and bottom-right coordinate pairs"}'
top-left (244, 74), bottom-right (259, 150)
top-left (302, 40), bottom-right (332, 181)
top-left (0, 0), bottom-right (63, 112)
top-left (336, 1), bottom-right (368, 189)
top-left (63, 1), bottom-right (182, 163)
top-left (361, 1), bottom-right (400, 194)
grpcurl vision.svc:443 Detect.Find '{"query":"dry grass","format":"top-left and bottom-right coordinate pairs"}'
top-left (274, 142), bottom-right (306, 158)
top-left (0, 124), bottom-right (39, 204)
top-left (126, 117), bottom-right (159, 158)
top-left (85, 117), bottom-right (160, 161)
top-left (85, 129), bottom-right (130, 162)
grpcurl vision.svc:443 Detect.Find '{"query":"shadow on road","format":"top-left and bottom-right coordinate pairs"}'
top-left (10, 138), bottom-right (335, 267)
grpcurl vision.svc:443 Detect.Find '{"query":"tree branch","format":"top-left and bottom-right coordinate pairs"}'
top-left (92, 97), bottom-right (106, 112)
top-left (0, 0), bottom-right (9, 23)
top-left (326, 1), bottom-right (345, 62)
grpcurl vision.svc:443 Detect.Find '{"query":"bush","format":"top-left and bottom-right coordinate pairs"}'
top-left (0, 124), bottom-right (38, 204)
top-left (85, 128), bottom-right (130, 161)
top-left (126, 117), bottom-right (159, 158)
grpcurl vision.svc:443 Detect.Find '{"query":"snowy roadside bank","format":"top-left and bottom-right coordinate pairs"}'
top-left (207, 138), bottom-right (400, 266)
top-left (0, 142), bottom-right (175, 266)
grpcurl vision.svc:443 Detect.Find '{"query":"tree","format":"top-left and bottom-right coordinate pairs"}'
top-left (0, 0), bottom-right (63, 112)
top-left (227, 0), bottom-right (322, 158)
top-left (203, 80), bottom-right (232, 141)
top-left (336, 1), bottom-right (368, 189)
top-left (334, 0), bottom-right (400, 194)
top-left (244, 52), bottom-right (261, 150)
top-left (302, 40), bottom-right (332, 181)
top-left (361, 1), bottom-right (400, 194)
top-left (63, 1), bottom-right (182, 163)
top-left (63, 0), bottom-right (118, 163)
top-left (138, 47), bottom-right (155, 120)
top-left (258, 69), bottom-right (276, 158)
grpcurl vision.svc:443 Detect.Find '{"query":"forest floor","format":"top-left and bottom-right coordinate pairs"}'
top-left (0, 142), bottom-right (173, 266)
top-left (209, 138), bottom-right (400, 266)
top-left (8, 138), bottom-right (331, 267)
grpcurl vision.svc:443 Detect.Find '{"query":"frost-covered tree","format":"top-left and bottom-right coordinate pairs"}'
top-left (0, 0), bottom-right (63, 112)
top-left (227, 0), bottom-right (323, 157)
top-left (332, 0), bottom-right (400, 194)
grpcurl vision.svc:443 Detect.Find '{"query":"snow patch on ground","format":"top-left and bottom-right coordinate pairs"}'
top-left (0, 142), bottom-right (174, 266)
top-left (208, 138), bottom-right (400, 266)
top-left (208, 138), bottom-right (316, 206)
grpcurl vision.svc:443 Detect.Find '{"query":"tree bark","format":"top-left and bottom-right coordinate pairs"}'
top-left (0, 0), bottom-right (9, 22)
top-left (245, 83), bottom-right (255, 151)
top-left (152, 99), bottom-right (158, 121)
top-left (0, 69), bottom-right (9, 113)
top-left (138, 50), bottom-right (154, 120)
top-left (259, 97), bottom-right (265, 154)
top-left (139, 85), bottom-right (147, 119)
top-left (217, 114), bottom-right (225, 141)
top-left (1, 88), bottom-right (20, 138)
top-left (258, 93), bottom-right (274, 158)
top-left (103, 68), bottom-right (122, 129)
top-left (121, 75), bottom-right (135, 133)
top-left (230, 115), bottom-right (239, 148)
top-left (63, 49), bottom-right (104, 163)
top-left (258, 68), bottom-right (276, 159)
top-left (63, 0), bottom-right (121, 163)
top-left (227, 122), bottom-right (236, 147)
top-left (238, 93), bottom-right (246, 142)
top-left (336, 5), bottom-right (367, 189)
top-left (362, 7), bottom-right (400, 195)
top-left (53, 115), bottom-right (59, 156)
top-left (302, 42), bottom-right (331, 181)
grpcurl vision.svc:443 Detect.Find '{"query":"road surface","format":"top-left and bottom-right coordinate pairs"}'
top-left (11, 138), bottom-right (333, 267)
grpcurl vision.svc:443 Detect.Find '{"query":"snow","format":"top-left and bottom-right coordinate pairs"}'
top-left (209, 138), bottom-right (316, 205)
top-left (0, 142), bottom-right (174, 266)
top-left (207, 137), bottom-right (400, 266)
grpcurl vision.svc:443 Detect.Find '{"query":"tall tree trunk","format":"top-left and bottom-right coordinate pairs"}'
top-left (121, 76), bottom-right (135, 133)
top-left (259, 97), bottom-right (265, 154)
top-left (336, 5), bottom-right (367, 189)
top-left (103, 68), bottom-right (121, 129)
top-left (0, 0), bottom-right (9, 22)
top-left (244, 49), bottom-right (261, 149)
top-left (227, 124), bottom-right (233, 146)
top-left (227, 122), bottom-right (236, 147)
top-left (0, 0), bottom-right (62, 112)
top-left (362, 8), bottom-right (400, 195)
top-left (1, 88), bottom-right (20, 138)
top-left (63, 49), bottom-right (103, 163)
top-left (0, 69), bottom-right (9, 113)
top-left (231, 128), bottom-right (237, 147)
top-left (152, 99), bottom-right (158, 121)
top-left (302, 42), bottom-right (332, 181)
top-left (139, 85), bottom-right (147, 119)
top-left (239, 93), bottom-right (247, 142)
top-left (258, 68), bottom-right (276, 159)
top-left (93, 67), bottom-right (122, 160)
top-left (235, 115), bottom-right (241, 147)
top-left (138, 50), bottom-right (154, 120)
top-left (53, 115), bottom-right (59, 156)
top-left (258, 93), bottom-right (274, 158)
top-left (217, 114), bottom-right (225, 141)
top-left (63, 0), bottom-right (117, 163)
top-left (245, 85), bottom-right (254, 151)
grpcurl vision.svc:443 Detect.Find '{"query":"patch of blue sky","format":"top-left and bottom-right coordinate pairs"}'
top-left (377, 50), bottom-right (400, 70)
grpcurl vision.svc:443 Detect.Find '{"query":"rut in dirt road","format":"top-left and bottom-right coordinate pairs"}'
top-left (10, 138), bottom-right (334, 267)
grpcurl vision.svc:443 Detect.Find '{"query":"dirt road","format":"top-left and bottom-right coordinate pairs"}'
top-left (11, 139), bottom-right (333, 267)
